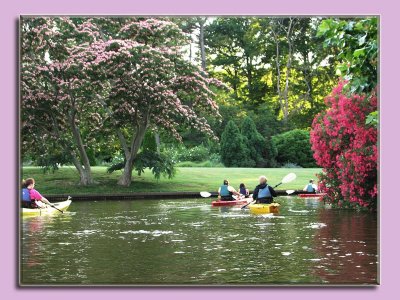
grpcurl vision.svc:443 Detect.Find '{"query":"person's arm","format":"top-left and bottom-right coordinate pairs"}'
top-left (253, 187), bottom-right (259, 200)
top-left (269, 186), bottom-right (277, 197)
top-left (228, 186), bottom-right (241, 197)
top-left (40, 197), bottom-right (52, 205)
top-left (303, 185), bottom-right (308, 191)
top-left (31, 189), bottom-right (52, 205)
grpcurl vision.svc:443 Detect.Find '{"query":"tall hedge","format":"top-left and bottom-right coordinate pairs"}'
top-left (220, 120), bottom-right (253, 167)
top-left (272, 129), bottom-right (316, 167)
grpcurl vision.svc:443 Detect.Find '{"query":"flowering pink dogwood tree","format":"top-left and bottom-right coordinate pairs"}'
top-left (79, 19), bottom-right (223, 186)
top-left (21, 17), bottom-right (223, 186)
top-left (21, 17), bottom-right (104, 185)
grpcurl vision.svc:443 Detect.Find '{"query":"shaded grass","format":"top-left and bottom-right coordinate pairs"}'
top-left (22, 166), bottom-right (321, 195)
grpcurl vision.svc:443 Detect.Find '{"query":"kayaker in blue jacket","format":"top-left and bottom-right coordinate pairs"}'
top-left (303, 179), bottom-right (318, 193)
top-left (253, 176), bottom-right (277, 204)
top-left (239, 183), bottom-right (249, 197)
top-left (218, 179), bottom-right (241, 201)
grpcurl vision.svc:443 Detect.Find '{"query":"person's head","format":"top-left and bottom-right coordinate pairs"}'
top-left (259, 175), bottom-right (267, 184)
top-left (223, 179), bottom-right (229, 186)
top-left (240, 183), bottom-right (245, 189)
top-left (309, 179), bottom-right (314, 184)
top-left (22, 178), bottom-right (35, 189)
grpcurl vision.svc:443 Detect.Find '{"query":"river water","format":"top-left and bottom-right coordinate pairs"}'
top-left (20, 197), bottom-right (378, 285)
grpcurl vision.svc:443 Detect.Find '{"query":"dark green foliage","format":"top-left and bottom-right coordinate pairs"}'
top-left (317, 17), bottom-right (378, 95)
top-left (134, 151), bottom-right (175, 180)
top-left (272, 129), bottom-right (316, 167)
top-left (264, 137), bottom-right (278, 167)
top-left (142, 131), bottom-right (158, 152)
top-left (220, 121), bottom-right (253, 167)
top-left (241, 117), bottom-right (266, 167)
top-left (107, 151), bottom-right (175, 180)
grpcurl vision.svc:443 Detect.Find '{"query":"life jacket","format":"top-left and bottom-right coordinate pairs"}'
top-left (258, 185), bottom-right (272, 199)
top-left (21, 188), bottom-right (31, 203)
top-left (220, 185), bottom-right (231, 197)
top-left (240, 187), bottom-right (247, 195)
top-left (306, 184), bottom-right (315, 193)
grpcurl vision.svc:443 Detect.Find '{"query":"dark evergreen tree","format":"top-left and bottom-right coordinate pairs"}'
top-left (220, 120), bottom-right (253, 167)
top-left (241, 117), bottom-right (265, 167)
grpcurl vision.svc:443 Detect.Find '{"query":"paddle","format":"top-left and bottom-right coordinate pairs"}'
top-left (200, 192), bottom-right (212, 198)
top-left (200, 192), bottom-right (251, 202)
top-left (241, 173), bottom-right (297, 209)
top-left (49, 204), bottom-right (64, 213)
top-left (286, 190), bottom-right (295, 195)
top-left (48, 196), bottom-right (71, 214)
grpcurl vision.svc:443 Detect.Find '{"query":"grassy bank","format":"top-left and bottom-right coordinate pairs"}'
top-left (22, 166), bottom-right (321, 195)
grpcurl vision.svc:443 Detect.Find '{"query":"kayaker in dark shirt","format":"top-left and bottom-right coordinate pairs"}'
top-left (239, 183), bottom-right (249, 197)
top-left (253, 176), bottom-right (277, 204)
top-left (218, 179), bottom-right (241, 201)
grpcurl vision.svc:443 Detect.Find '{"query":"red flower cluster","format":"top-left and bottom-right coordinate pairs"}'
top-left (310, 82), bottom-right (377, 209)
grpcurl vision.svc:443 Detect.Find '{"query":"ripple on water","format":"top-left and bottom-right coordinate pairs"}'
top-left (120, 230), bottom-right (174, 237)
top-left (72, 229), bottom-right (99, 236)
top-left (288, 209), bottom-right (310, 213)
top-left (306, 223), bottom-right (327, 229)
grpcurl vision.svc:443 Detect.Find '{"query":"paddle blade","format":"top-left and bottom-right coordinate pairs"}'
top-left (200, 192), bottom-right (212, 198)
top-left (282, 173), bottom-right (297, 184)
top-left (286, 190), bottom-right (295, 195)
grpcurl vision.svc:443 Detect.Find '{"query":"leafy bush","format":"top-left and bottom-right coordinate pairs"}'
top-left (272, 129), bottom-right (316, 168)
top-left (107, 150), bottom-right (175, 180)
top-left (311, 82), bottom-right (377, 209)
top-left (176, 160), bottom-right (224, 168)
top-left (281, 162), bottom-right (302, 168)
top-left (176, 145), bottom-right (210, 162)
top-left (134, 151), bottom-right (175, 180)
top-left (209, 153), bottom-right (222, 165)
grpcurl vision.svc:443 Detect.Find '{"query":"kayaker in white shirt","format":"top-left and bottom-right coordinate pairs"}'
top-left (303, 179), bottom-right (318, 193)
top-left (218, 179), bottom-right (241, 201)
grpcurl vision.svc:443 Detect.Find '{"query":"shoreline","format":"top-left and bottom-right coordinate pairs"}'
top-left (46, 189), bottom-right (307, 202)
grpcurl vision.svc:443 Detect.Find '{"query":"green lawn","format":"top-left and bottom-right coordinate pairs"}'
top-left (22, 166), bottom-right (321, 195)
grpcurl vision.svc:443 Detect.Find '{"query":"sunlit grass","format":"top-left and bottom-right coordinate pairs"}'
top-left (21, 166), bottom-right (321, 195)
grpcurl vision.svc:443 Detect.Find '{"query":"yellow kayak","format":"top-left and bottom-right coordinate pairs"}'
top-left (248, 203), bottom-right (280, 214)
top-left (22, 199), bottom-right (72, 217)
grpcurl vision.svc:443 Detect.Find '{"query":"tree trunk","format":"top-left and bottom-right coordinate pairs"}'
top-left (199, 19), bottom-right (206, 71)
top-left (272, 29), bottom-right (283, 119)
top-left (68, 111), bottom-right (94, 185)
top-left (117, 123), bottom-right (148, 186)
top-left (71, 156), bottom-right (94, 185)
top-left (155, 132), bottom-right (161, 154)
top-left (282, 18), bottom-right (294, 125)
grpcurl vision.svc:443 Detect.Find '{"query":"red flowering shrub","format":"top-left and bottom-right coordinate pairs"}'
top-left (310, 82), bottom-right (377, 209)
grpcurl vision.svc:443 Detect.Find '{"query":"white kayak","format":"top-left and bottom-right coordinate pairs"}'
top-left (22, 199), bottom-right (72, 217)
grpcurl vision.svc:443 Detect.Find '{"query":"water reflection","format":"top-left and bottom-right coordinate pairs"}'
top-left (312, 209), bottom-right (378, 284)
top-left (20, 198), bottom-right (378, 285)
